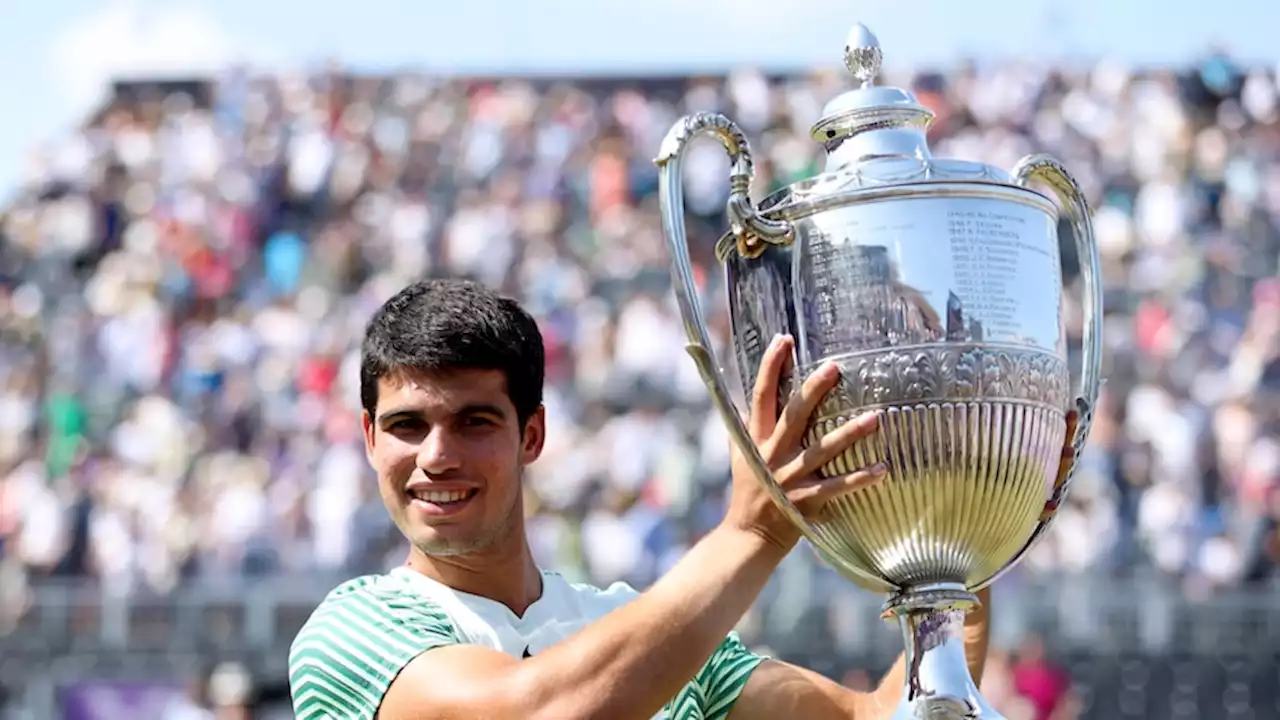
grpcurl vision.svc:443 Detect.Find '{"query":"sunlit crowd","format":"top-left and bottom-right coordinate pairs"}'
top-left (0, 53), bottom-right (1278, 718)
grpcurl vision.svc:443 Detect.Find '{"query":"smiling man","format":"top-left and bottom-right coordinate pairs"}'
top-left (287, 278), bottom-right (1075, 719)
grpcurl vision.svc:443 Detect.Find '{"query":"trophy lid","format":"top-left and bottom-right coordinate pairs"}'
top-left (811, 24), bottom-right (936, 152)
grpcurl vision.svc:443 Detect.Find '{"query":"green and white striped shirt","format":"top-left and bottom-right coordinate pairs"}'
top-left (288, 568), bottom-right (765, 719)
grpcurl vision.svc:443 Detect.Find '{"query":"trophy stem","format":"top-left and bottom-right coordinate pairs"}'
top-left (885, 584), bottom-right (1001, 720)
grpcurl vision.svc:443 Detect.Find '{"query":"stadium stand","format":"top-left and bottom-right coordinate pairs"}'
top-left (1, 55), bottom-right (1278, 718)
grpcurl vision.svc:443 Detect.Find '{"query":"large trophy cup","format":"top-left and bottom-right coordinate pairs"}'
top-left (656, 23), bottom-right (1102, 720)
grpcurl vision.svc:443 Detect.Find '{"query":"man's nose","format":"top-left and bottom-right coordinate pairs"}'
top-left (416, 426), bottom-right (462, 474)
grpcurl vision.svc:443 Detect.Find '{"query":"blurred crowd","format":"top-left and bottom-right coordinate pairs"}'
top-left (0, 53), bottom-right (1278, 636)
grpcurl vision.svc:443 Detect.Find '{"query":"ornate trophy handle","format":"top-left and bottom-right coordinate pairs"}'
top-left (655, 113), bottom-right (893, 592)
top-left (976, 154), bottom-right (1104, 591)
top-left (656, 113), bottom-right (793, 256)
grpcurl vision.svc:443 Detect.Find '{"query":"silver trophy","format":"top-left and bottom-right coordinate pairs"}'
top-left (655, 23), bottom-right (1102, 720)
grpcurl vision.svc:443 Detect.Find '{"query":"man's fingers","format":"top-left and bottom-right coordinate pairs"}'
top-left (1042, 447), bottom-right (1074, 522)
top-left (1062, 408), bottom-right (1080, 447)
top-left (749, 334), bottom-right (793, 441)
top-left (1054, 445), bottom-right (1078, 487)
top-left (1053, 409), bottom-right (1082, 488)
top-left (773, 361), bottom-right (840, 453)
top-left (784, 411), bottom-right (880, 481)
top-left (786, 463), bottom-right (889, 508)
top-left (1043, 408), bottom-right (1084, 521)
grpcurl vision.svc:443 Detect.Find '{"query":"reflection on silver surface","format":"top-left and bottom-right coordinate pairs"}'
top-left (657, 22), bottom-right (1103, 720)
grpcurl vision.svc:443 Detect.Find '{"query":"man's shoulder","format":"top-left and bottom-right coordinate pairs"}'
top-left (322, 571), bottom-right (430, 604)
top-left (288, 574), bottom-right (461, 720)
top-left (292, 573), bottom-right (458, 647)
top-left (671, 633), bottom-right (769, 720)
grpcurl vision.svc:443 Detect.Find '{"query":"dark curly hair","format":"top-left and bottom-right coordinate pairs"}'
top-left (359, 278), bottom-right (545, 425)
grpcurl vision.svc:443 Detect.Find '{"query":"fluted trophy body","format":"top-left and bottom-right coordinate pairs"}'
top-left (656, 23), bottom-right (1102, 720)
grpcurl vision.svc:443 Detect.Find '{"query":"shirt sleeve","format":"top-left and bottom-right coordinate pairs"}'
top-left (288, 578), bottom-right (461, 720)
top-left (583, 580), bottom-right (767, 720)
top-left (689, 631), bottom-right (770, 720)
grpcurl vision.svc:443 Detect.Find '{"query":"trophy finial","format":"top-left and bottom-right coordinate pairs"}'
top-left (815, 21), bottom-right (933, 158)
top-left (843, 23), bottom-right (883, 88)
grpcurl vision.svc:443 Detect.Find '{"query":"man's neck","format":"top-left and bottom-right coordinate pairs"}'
top-left (405, 534), bottom-right (544, 617)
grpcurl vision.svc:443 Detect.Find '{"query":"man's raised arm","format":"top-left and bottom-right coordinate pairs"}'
top-left (383, 525), bottom-right (788, 720)
top-left (380, 335), bottom-right (887, 720)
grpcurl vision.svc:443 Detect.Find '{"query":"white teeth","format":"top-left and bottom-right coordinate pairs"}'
top-left (412, 490), bottom-right (470, 504)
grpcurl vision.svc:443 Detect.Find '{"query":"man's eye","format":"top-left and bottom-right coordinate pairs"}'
top-left (463, 416), bottom-right (494, 427)
top-left (390, 420), bottom-right (423, 432)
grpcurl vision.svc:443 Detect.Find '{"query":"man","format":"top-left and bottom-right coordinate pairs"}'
top-left (289, 278), bottom-right (1079, 719)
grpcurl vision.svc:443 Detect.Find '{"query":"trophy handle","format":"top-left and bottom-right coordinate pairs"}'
top-left (655, 113), bottom-right (893, 591)
top-left (656, 113), bottom-right (794, 255)
top-left (976, 154), bottom-right (1105, 591)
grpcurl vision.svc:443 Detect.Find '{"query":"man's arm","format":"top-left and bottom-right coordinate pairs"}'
top-left (381, 526), bottom-right (783, 720)
top-left (381, 335), bottom-right (887, 720)
top-left (726, 587), bottom-right (992, 720)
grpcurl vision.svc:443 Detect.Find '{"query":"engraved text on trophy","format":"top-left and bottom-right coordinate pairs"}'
top-left (793, 195), bottom-right (1064, 366)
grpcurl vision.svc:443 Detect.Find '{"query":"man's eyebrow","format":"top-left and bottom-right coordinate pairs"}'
top-left (376, 409), bottom-right (421, 425)
top-left (457, 403), bottom-right (507, 418)
top-left (376, 404), bottom-right (507, 424)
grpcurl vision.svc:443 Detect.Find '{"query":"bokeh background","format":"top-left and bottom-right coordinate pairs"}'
top-left (2, 1), bottom-right (1280, 718)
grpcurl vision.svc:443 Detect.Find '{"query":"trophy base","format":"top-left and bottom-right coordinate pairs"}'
top-left (885, 583), bottom-right (1003, 720)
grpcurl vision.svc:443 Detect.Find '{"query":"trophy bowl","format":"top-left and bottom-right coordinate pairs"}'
top-left (655, 23), bottom-right (1102, 720)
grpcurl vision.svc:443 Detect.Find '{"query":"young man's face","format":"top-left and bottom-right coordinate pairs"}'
top-left (362, 368), bottom-right (544, 558)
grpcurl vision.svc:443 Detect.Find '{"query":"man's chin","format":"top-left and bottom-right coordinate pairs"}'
top-left (411, 530), bottom-right (492, 558)
top-left (404, 505), bottom-right (516, 560)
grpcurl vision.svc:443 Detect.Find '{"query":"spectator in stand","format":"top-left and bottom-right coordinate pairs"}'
top-left (1010, 635), bottom-right (1074, 720)
top-left (0, 52), bottom-right (1277, 717)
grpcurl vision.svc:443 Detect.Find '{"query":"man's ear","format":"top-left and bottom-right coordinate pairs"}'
top-left (520, 405), bottom-right (546, 465)
top-left (362, 409), bottom-right (377, 463)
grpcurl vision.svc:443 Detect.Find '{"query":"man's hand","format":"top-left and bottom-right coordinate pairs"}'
top-left (1040, 402), bottom-right (1084, 522)
top-left (724, 333), bottom-right (888, 553)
